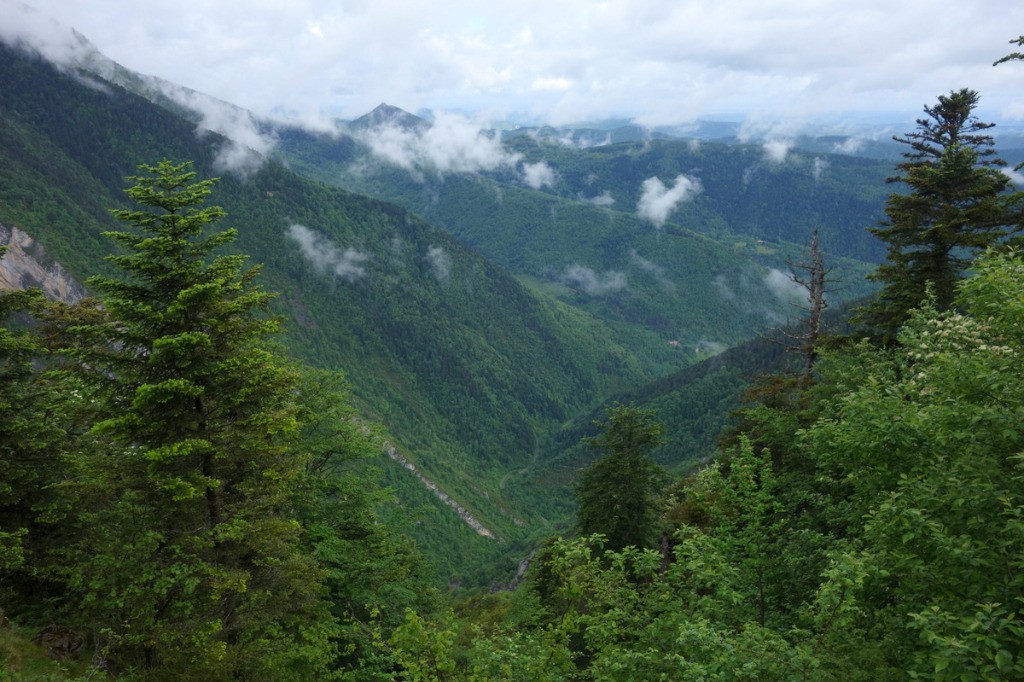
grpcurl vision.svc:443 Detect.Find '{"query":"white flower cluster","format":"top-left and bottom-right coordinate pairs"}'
top-left (902, 312), bottom-right (1015, 363)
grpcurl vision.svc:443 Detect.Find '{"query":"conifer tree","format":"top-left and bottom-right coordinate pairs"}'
top-left (858, 88), bottom-right (1021, 342)
top-left (46, 161), bottom-right (334, 678)
top-left (574, 403), bottom-right (663, 552)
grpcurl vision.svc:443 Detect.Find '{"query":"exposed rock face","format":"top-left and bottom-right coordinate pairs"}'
top-left (0, 225), bottom-right (85, 303)
top-left (384, 442), bottom-right (500, 541)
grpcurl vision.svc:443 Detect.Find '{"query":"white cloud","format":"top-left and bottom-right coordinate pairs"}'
top-left (630, 250), bottom-right (674, 291)
top-left (1001, 167), bottom-right (1024, 187)
top-left (696, 339), bottom-right (727, 355)
top-left (160, 87), bottom-right (277, 176)
top-left (9, 1), bottom-right (1024, 132)
top-left (812, 157), bottom-right (828, 182)
top-left (713, 274), bottom-right (736, 302)
top-left (764, 268), bottom-right (807, 303)
top-left (425, 245), bottom-right (451, 282)
top-left (1004, 102), bottom-right (1024, 121)
top-left (0, 2), bottom-right (91, 67)
top-left (580, 190), bottom-right (615, 207)
top-left (522, 160), bottom-right (556, 189)
top-left (358, 112), bottom-right (521, 176)
top-left (532, 75), bottom-right (572, 92)
top-left (286, 223), bottom-right (369, 282)
top-left (762, 139), bottom-right (792, 164)
top-left (0, 4), bottom-right (276, 177)
top-left (561, 264), bottom-right (627, 296)
top-left (636, 174), bottom-right (701, 227)
top-left (832, 137), bottom-right (866, 154)
top-left (528, 128), bottom-right (612, 149)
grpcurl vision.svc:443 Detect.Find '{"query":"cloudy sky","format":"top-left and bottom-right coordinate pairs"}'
top-left (4, 0), bottom-right (1024, 130)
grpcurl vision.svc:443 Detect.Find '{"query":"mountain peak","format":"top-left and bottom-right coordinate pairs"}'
top-left (350, 103), bottom-right (429, 132)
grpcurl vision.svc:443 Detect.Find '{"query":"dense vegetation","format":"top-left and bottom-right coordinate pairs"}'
top-left (384, 244), bottom-right (1024, 681)
top-left (3, 27), bottom-right (1024, 681)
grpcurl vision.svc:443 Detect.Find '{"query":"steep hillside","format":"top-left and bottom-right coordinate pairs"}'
top-left (512, 324), bottom-right (799, 524)
top-left (272, 108), bottom-right (886, 372)
top-left (0, 43), bottom-right (652, 584)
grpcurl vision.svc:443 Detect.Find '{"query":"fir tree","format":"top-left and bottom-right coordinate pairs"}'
top-left (44, 161), bottom-right (335, 678)
top-left (858, 88), bottom-right (1021, 342)
top-left (574, 403), bottom-right (664, 552)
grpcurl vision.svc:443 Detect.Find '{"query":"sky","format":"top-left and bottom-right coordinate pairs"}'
top-left (3, 0), bottom-right (1024, 133)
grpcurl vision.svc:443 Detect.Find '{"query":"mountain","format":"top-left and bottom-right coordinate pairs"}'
top-left (350, 103), bottom-right (431, 133)
top-left (0, 42), bottom-right (659, 584)
top-left (263, 105), bottom-right (901, 539)
top-left (81, 48), bottom-right (898, 527)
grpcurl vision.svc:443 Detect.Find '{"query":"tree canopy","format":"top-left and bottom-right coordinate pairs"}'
top-left (858, 89), bottom-right (1022, 341)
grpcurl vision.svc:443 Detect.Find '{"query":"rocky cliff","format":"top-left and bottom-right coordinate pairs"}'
top-left (0, 225), bottom-right (85, 303)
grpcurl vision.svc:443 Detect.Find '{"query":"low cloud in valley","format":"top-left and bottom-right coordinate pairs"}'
top-left (359, 112), bottom-right (521, 176)
top-left (762, 139), bottom-right (792, 164)
top-left (522, 161), bottom-right (556, 189)
top-left (425, 245), bottom-right (452, 282)
top-left (636, 175), bottom-right (702, 228)
top-left (561, 264), bottom-right (627, 296)
top-left (286, 224), bottom-right (370, 282)
top-left (812, 157), bottom-right (828, 182)
top-left (630, 250), bottom-right (675, 291)
top-left (581, 190), bottom-right (615, 207)
top-left (764, 268), bottom-right (807, 304)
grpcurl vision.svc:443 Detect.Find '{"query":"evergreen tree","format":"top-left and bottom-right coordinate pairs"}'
top-left (43, 161), bottom-right (335, 678)
top-left (858, 88), bottom-right (1021, 342)
top-left (574, 404), bottom-right (664, 552)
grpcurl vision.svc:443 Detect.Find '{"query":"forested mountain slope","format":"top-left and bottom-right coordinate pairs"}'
top-left (0, 42), bottom-right (652, 583)
top-left (273, 108), bottom-right (888, 369)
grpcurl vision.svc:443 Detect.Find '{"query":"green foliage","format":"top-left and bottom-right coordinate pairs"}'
top-left (292, 367), bottom-right (440, 677)
top-left (574, 404), bottom-right (664, 552)
top-left (0, 285), bottom-right (74, 614)
top-left (387, 248), bottom-right (1024, 681)
top-left (0, 287), bottom-right (42, 572)
top-left (9, 31), bottom-right (1024, 681)
top-left (804, 248), bottom-right (1024, 675)
top-left (279, 130), bottom-right (884, 370)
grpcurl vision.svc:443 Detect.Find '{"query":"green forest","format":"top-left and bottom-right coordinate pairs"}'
top-left (2, 27), bottom-right (1024, 682)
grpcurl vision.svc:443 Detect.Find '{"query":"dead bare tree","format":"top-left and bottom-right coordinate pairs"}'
top-left (764, 229), bottom-right (835, 380)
